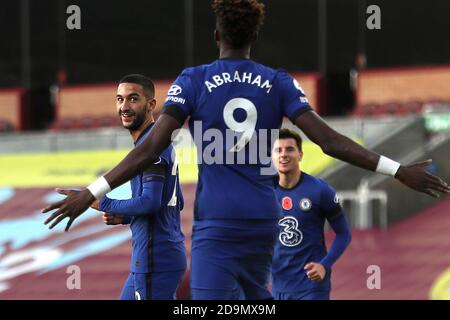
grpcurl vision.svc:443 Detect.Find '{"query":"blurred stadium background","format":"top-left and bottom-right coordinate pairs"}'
top-left (0, 0), bottom-right (449, 300)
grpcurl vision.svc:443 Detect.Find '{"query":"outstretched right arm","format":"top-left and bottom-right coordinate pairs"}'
top-left (42, 112), bottom-right (183, 231)
top-left (104, 113), bottom-right (181, 190)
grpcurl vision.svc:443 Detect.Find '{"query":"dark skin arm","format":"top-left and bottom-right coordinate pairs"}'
top-left (43, 111), bottom-right (449, 231)
top-left (295, 111), bottom-right (379, 170)
top-left (295, 111), bottom-right (450, 197)
top-left (42, 113), bottom-right (181, 231)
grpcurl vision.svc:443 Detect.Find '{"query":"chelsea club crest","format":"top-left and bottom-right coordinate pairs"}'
top-left (299, 198), bottom-right (312, 211)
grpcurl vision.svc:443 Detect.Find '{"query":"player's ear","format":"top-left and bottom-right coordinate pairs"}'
top-left (147, 98), bottom-right (156, 112)
top-left (299, 151), bottom-right (303, 161)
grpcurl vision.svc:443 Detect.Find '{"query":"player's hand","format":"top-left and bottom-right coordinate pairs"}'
top-left (102, 212), bottom-right (124, 225)
top-left (42, 188), bottom-right (95, 231)
top-left (91, 199), bottom-right (100, 211)
top-left (304, 262), bottom-right (326, 282)
top-left (395, 159), bottom-right (450, 198)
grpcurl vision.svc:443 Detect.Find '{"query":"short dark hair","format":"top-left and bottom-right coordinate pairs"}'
top-left (119, 74), bottom-right (155, 98)
top-left (212, 0), bottom-right (265, 49)
top-left (278, 128), bottom-right (303, 152)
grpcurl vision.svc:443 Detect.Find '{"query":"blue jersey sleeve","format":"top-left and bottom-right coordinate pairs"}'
top-left (99, 166), bottom-right (166, 217)
top-left (319, 180), bottom-right (341, 220)
top-left (320, 213), bottom-right (352, 270)
top-left (276, 71), bottom-right (312, 122)
top-left (163, 68), bottom-right (196, 118)
top-left (317, 179), bottom-right (352, 270)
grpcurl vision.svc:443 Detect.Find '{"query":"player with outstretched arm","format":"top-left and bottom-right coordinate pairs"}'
top-left (43, 0), bottom-right (449, 300)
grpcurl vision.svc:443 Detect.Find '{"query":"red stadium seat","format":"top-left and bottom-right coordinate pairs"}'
top-left (377, 102), bottom-right (402, 116)
top-left (78, 116), bottom-right (98, 129)
top-left (0, 119), bottom-right (15, 132)
top-left (49, 115), bottom-right (122, 131)
top-left (352, 103), bottom-right (380, 117)
top-left (98, 115), bottom-right (121, 128)
top-left (402, 100), bottom-right (423, 114)
top-left (352, 100), bottom-right (429, 117)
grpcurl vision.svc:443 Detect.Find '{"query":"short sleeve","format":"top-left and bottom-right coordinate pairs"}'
top-left (276, 70), bottom-right (312, 122)
top-left (163, 68), bottom-right (196, 118)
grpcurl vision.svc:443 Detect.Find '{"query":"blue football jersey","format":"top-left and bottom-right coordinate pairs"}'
top-left (272, 172), bottom-right (342, 293)
top-left (100, 124), bottom-right (186, 273)
top-left (163, 58), bottom-right (311, 220)
top-left (129, 125), bottom-right (185, 273)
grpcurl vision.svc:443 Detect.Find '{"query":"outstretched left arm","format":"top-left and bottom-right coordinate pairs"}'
top-left (295, 111), bottom-right (450, 197)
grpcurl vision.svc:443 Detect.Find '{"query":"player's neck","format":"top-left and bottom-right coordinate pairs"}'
top-left (219, 44), bottom-right (251, 60)
top-left (279, 170), bottom-right (302, 189)
top-left (130, 118), bottom-right (154, 143)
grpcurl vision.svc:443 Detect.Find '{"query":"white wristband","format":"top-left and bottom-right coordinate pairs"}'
top-left (376, 156), bottom-right (401, 177)
top-left (86, 176), bottom-right (111, 199)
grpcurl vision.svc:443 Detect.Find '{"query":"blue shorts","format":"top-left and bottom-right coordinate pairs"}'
top-left (190, 219), bottom-right (277, 300)
top-left (119, 270), bottom-right (185, 300)
top-left (274, 290), bottom-right (330, 300)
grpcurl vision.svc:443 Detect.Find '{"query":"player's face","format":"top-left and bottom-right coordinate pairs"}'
top-left (272, 138), bottom-right (303, 174)
top-left (116, 83), bottom-right (152, 131)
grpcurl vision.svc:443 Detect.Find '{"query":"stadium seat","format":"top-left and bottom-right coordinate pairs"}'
top-left (0, 119), bottom-right (15, 132)
top-left (49, 117), bottom-right (79, 131)
top-left (351, 100), bottom-right (437, 117)
top-left (426, 98), bottom-right (445, 106)
top-left (97, 115), bottom-right (121, 128)
top-left (352, 103), bottom-right (380, 117)
top-left (402, 100), bottom-right (423, 114)
top-left (378, 101), bottom-right (402, 116)
top-left (78, 116), bottom-right (99, 129)
top-left (49, 115), bottom-right (122, 131)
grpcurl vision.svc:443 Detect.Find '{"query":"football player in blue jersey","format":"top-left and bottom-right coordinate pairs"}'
top-left (82, 74), bottom-right (186, 300)
top-left (271, 129), bottom-right (351, 300)
top-left (43, 0), bottom-right (449, 300)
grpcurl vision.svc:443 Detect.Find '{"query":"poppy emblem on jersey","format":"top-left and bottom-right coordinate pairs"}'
top-left (299, 198), bottom-right (312, 211)
top-left (168, 85), bottom-right (182, 96)
top-left (281, 196), bottom-right (293, 210)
